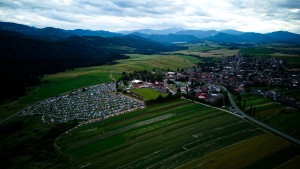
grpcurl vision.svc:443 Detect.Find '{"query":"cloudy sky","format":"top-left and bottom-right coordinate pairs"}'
top-left (0, 0), bottom-right (299, 33)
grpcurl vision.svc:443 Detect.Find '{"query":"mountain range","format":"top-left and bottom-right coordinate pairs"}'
top-left (1, 22), bottom-right (300, 44)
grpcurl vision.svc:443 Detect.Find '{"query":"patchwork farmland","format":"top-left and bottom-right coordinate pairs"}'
top-left (236, 94), bottom-right (300, 140)
top-left (57, 99), bottom-right (300, 168)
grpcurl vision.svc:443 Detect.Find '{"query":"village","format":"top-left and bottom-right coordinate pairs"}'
top-left (22, 55), bottom-right (300, 123)
top-left (119, 55), bottom-right (300, 109)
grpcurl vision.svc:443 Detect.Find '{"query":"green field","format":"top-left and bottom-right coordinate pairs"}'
top-left (240, 48), bottom-right (274, 57)
top-left (182, 44), bottom-right (221, 52)
top-left (57, 99), bottom-right (291, 168)
top-left (131, 88), bottom-right (167, 100)
top-left (234, 94), bottom-right (300, 139)
top-left (179, 133), bottom-right (298, 169)
top-left (19, 72), bottom-right (111, 104)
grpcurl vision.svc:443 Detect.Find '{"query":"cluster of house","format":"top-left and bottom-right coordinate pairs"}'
top-left (21, 83), bottom-right (144, 123)
top-left (163, 55), bottom-right (300, 108)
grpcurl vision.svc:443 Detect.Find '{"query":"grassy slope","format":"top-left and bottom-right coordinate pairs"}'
top-left (58, 100), bottom-right (265, 168)
top-left (131, 88), bottom-right (167, 100)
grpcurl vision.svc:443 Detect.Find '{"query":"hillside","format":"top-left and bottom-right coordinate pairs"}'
top-left (129, 32), bottom-right (199, 44)
top-left (0, 30), bottom-right (178, 103)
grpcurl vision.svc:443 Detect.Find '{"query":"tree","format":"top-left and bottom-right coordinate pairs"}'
top-left (237, 95), bottom-right (242, 102)
top-left (155, 95), bottom-right (164, 103)
top-left (123, 80), bottom-right (129, 86)
top-left (177, 88), bottom-right (181, 94)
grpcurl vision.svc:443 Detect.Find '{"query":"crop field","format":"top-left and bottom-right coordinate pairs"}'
top-left (235, 94), bottom-right (300, 139)
top-left (240, 48), bottom-right (274, 57)
top-left (57, 99), bottom-right (279, 168)
top-left (179, 133), bottom-right (300, 169)
top-left (238, 94), bottom-right (284, 119)
top-left (174, 48), bottom-right (239, 57)
top-left (181, 44), bottom-right (222, 52)
top-left (131, 88), bottom-right (167, 100)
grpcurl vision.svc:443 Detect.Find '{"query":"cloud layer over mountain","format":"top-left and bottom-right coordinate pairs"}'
top-left (0, 0), bottom-right (299, 33)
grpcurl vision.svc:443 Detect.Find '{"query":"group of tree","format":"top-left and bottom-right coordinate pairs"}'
top-left (119, 70), bottom-right (164, 84)
top-left (144, 92), bottom-right (181, 106)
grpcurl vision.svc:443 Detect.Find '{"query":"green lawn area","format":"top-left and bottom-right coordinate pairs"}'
top-left (58, 100), bottom-right (272, 168)
top-left (131, 88), bottom-right (167, 100)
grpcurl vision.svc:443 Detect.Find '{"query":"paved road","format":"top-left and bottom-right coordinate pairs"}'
top-left (219, 85), bottom-right (300, 145)
top-left (110, 71), bottom-right (115, 82)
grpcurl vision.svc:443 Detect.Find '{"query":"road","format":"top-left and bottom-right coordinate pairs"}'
top-left (219, 85), bottom-right (300, 145)
top-left (110, 71), bottom-right (115, 82)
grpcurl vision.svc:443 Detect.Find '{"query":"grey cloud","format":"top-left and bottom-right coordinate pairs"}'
top-left (278, 0), bottom-right (300, 9)
top-left (0, 0), bottom-right (299, 33)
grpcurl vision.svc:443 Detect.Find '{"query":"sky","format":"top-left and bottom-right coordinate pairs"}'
top-left (0, 0), bottom-right (299, 33)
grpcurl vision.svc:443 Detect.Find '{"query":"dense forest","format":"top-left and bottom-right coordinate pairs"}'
top-left (0, 30), bottom-right (180, 103)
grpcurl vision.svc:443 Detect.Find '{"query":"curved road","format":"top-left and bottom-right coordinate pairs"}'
top-left (219, 85), bottom-right (300, 145)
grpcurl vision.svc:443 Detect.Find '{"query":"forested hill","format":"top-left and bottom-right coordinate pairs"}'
top-left (0, 30), bottom-right (179, 103)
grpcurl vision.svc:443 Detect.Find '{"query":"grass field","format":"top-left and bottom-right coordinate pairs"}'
top-left (181, 44), bottom-right (221, 52)
top-left (174, 48), bottom-right (239, 58)
top-left (179, 133), bottom-right (296, 169)
top-left (171, 43), bottom-right (239, 57)
top-left (234, 93), bottom-right (300, 139)
top-left (57, 99), bottom-right (275, 168)
top-left (240, 48), bottom-right (274, 57)
top-left (131, 88), bottom-right (167, 100)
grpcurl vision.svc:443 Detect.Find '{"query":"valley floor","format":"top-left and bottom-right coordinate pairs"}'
top-left (57, 99), bottom-right (300, 169)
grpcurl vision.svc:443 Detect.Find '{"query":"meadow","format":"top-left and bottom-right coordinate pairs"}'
top-left (131, 88), bottom-right (167, 100)
top-left (56, 99), bottom-right (300, 169)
